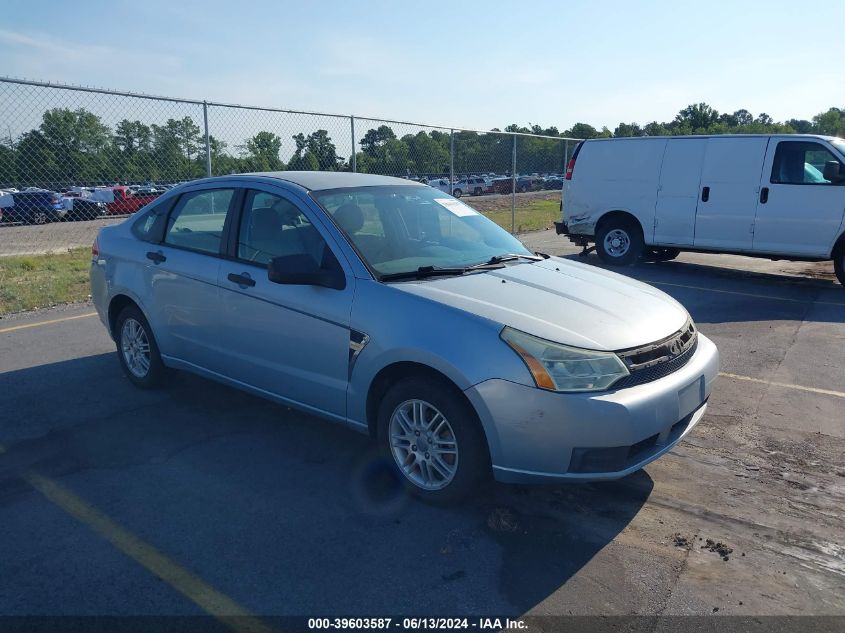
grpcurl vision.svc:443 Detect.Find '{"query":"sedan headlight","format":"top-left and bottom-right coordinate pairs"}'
top-left (501, 327), bottom-right (629, 392)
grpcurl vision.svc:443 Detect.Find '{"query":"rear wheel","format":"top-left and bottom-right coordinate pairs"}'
top-left (596, 216), bottom-right (644, 266)
top-left (31, 211), bottom-right (48, 225)
top-left (834, 242), bottom-right (845, 287)
top-left (377, 375), bottom-right (489, 503)
top-left (453, 188), bottom-right (462, 198)
top-left (115, 305), bottom-right (166, 389)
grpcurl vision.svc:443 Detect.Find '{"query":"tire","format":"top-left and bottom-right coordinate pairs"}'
top-left (453, 189), bottom-right (462, 198)
top-left (473, 187), bottom-right (482, 196)
top-left (115, 304), bottom-right (167, 389)
top-left (834, 242), bottom-right (845, 287)
top-left (643, 247), bottom-right (680, 263)
top-left (31, 211), bottom-right (48, 225)
top-left (377, 375), bottom-right (490, 504)
top-left (595, 216), bottom-right (645, 266)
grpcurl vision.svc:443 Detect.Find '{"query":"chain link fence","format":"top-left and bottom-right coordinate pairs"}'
top-left (0, 77), bottom-right (579, 256)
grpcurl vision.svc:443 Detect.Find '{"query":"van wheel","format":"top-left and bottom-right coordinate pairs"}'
top-left (115, 305), bottom-right (166, 389)
top-left (377, 375), bottom-right (489, 504)
top-left (596, 217), bottom-right (644, 266)
top-left (834, 243), bottom-right (845, 287)
top-left (643, 247), bottom-right (680, 263)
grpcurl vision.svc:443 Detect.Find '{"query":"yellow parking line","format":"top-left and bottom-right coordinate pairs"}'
top-left (641, 279), bottom-right (845, 307)
top-left (719, 371), bottom-right (845, 399)
top-left (0, 312), bottom-right (97, 334)
top-left (23, 471), bottom-right (273, 633)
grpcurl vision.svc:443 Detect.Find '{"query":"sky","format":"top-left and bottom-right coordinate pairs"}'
top-left (1, 0), bottom-right (843, 134)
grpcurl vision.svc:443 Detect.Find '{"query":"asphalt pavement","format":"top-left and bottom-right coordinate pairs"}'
top-left (0, 234), bottom-right (843, 625)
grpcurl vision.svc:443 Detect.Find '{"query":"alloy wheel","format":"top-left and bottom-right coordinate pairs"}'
top-left (389, 399), bottom-right (459, 491)
top-left (121, 318), bottom-right (151, 378)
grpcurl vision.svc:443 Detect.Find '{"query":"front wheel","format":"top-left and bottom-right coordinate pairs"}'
top-left (595, 217), bottom-right (644, 266)
top-left (453, 189), bottom-right (462, 198)
top-left (115, 305), bottom-right (167, 388)
top-left (378, 376), bottom-right (489, 503)
top-left (834, 243), bottom-right (845, 287)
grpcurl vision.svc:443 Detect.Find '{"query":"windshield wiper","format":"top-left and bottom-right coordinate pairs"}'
top-left (379, 263), bottom-right (504, 282)
top-left (466, 253), bottom-right (543, 270)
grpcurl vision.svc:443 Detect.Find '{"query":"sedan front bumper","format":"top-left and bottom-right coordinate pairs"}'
top-left (464, 333), bottom-right (719, 483)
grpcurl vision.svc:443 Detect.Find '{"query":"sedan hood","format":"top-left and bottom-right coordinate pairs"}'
top-left (393, 257), bottom-right (689, 351)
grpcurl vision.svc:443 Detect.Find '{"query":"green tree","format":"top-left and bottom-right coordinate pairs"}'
top-left (813, 108), bottom-right (845, 137)
top-left (360, 125), bottom-right (397, 155)
top-left (152, 117), bottom-right (203, 180)
top-left (242, 131), bottom-right (284, 171)
top-left (613, 122), bottom-right (643, 137)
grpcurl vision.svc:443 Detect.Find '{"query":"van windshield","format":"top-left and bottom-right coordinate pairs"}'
top-left (312, 185), bottom-right (531, 278)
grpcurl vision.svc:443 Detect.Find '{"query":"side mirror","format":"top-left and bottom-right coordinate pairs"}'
top-left (823, 161), bottom-right (845, 184)
top-left (268, 253), bottom-right (345, 290)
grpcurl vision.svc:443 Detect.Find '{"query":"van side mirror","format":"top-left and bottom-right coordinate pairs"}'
top-left (268, 253), bottom-right (345, 290)
top-left (823, 161), bottom-right (845, 184)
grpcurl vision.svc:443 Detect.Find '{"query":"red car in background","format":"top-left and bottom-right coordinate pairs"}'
top-left (106, 186), bottom-right (162, 215)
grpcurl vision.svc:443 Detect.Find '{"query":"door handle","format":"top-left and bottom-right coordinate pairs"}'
top-left (227, 272), bottom-right (256, 287)
top-left (759, 187), bottom-right (769, 204)
top-left (701, 186), bottom-right (710, 202)
top-left (146, 251), bottom-right (166, 264)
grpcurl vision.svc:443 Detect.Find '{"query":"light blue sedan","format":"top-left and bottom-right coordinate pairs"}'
top-left (90, 172), bottom-right (719, 502)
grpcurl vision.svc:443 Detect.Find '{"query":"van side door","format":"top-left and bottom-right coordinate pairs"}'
top-left (693, 137), bottom-right (769, 251)
top-left (752, 139), bottom-right (845, 257)
top-left (653, 138), bottom-right (707, 246)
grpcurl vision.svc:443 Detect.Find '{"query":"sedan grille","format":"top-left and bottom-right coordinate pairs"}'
top-left (611, 320), bottom-right (698, 389)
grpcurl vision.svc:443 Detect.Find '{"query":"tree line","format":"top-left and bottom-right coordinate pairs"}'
top-left (1, 103), bottom-right (843, 188)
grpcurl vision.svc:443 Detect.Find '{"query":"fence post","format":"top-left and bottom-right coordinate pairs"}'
top-left (350, 115), bottom-right (356, 173)
top-left (564, 139), bottom-right (569, 166)
top-left (511, 134), bottom-right (517, 234)
top-left (202, 101), bottom-right (212, 178)
top-left (449, 129), bottom-right (455, 192)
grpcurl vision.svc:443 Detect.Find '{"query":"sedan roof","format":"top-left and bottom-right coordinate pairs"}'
top-left (241, 171), bottom-right (421, 191)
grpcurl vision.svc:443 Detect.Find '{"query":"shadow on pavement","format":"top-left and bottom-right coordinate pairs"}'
top-left (0, 352), bottom-right (653, 616)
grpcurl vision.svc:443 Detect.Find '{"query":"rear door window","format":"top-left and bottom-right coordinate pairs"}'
top-left (164, 188), bottom-right (235, 255)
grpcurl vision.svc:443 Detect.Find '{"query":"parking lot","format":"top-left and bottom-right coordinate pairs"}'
top-left (1, 235), bottom-right (844, 625)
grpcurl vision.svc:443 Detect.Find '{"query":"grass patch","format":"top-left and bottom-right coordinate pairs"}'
top-left (482, 198), bottom-right (560, 234)
top-left (0, 248), bottom-right (91, 315)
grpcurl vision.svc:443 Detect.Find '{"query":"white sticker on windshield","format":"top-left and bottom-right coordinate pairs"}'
top-left (434, 198), bottom-right (479, 217)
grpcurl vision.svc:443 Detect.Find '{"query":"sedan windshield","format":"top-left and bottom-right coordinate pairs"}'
top-left (312, 185), bottom-right (532, 278)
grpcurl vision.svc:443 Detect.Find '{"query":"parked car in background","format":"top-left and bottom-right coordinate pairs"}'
top-left (4, 189), bottom-right (68, 224)
top-left (64, 196), bottom-right (107, 220)
top-left (516, 176), bottom-right (541, 193)
top-left (543, 176), bottom-right (564, 190)
top-left (424, 178), bottom-right (453, 195)
top-left (106, 185), bottom-right (162, 215)
top-left (452, 176), bottom-right (488, 197)
top-left (491, 177), bottom-right (514, 194)
top-left (91, 171), bottom-right (719, 502)
top-left (558, 134), bottom-right (845, 285)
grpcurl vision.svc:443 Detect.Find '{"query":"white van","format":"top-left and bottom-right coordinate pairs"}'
top-left (557, 134), bottom-right (845, 285)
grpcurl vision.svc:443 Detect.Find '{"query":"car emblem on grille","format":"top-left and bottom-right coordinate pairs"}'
top-left (667, 339), bottom-right (683, 356)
